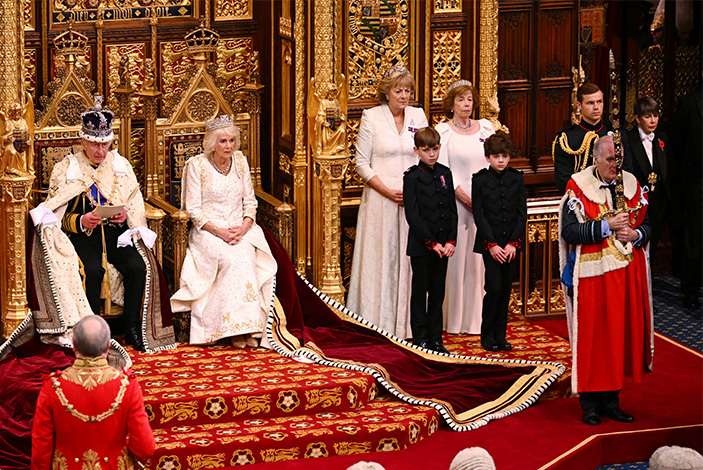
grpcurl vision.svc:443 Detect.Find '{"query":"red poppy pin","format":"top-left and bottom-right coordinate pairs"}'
top-left (658, 139), bottom-right (665, 150)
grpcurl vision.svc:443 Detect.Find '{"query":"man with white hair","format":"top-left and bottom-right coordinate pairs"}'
top-left (559, 135), bottom-right (653, 426)
top-left (31, 315), bottom-right (155, 469)
top-left (30, 96), bottom-right (174, 352)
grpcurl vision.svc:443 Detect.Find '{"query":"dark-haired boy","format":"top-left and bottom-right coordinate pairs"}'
top-left (625, 97), bottom-right (668, 263)
top-left (472, 132), bottom-right (527, 352)
top-left (403, 126), bottom-right (457, 353)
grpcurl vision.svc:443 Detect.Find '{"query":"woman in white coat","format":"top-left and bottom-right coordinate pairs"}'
top-left (347, 65), bottom-right (428, 340)
top-left (171, 117), bottom-right (277, 347)
top-left (437, 80), bottom-right (495, 335)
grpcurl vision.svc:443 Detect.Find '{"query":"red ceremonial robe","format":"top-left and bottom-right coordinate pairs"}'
top-left (559, 167), bottom-right (654, 394)
top-left (31, 357), bottom-right (155, 470)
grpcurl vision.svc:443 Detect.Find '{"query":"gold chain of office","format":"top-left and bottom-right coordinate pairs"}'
top-left (51, 374), bottom-right (130, 422)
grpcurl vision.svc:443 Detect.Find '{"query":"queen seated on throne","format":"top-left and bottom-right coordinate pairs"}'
top-left (170, 115), bottom-right (277, 348)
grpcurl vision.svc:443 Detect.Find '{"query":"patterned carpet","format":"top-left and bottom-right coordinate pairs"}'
top-left (595, 463), bottom-right (648, 470)
top-left (130, 344), bottom-right (439, 467)
top-left (652, 275), bottom-right (702, 352)
top-left (121, 311), bottom-right (572, 468)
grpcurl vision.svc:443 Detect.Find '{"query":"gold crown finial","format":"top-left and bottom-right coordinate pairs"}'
top-left (54, 23), bottom-right (89, 57)
top-left (184, 20), bottom-right (220, 55)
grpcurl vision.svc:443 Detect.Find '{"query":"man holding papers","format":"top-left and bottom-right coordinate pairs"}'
top-left (30, 96), bottom-right (174, 352)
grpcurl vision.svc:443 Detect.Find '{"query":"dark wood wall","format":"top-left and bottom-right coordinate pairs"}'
top-left (497, 0), bottom-right (578, 198)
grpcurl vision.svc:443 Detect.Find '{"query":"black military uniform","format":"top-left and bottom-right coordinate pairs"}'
top-left (625, 126), bottom-right (668, 260)
top-left (403, 160), bottom-right (457, 351)
top-left (62, 186), bottom-right (146, 347)
top-left (553, 120), bottom-right (612, 194)
top-left (472, 166), bottom-right (527, 351)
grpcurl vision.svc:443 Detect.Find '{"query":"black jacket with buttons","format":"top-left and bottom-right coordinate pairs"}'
top-left (403, 161), bottom-right (458, 257)
top-left (472, 166), bottom-right (527, 254)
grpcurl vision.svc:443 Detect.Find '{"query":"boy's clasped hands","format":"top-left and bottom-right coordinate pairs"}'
top-left (432, 243), bottom-right (456, 258)
top-left (489, 243), bottom-right (516, 264)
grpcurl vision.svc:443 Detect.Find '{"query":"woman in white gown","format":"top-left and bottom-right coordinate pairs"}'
top-left (437, 80), bottom-right (495, 335)
top-left (347, 65), bottom-right (428, 340)
top-left (171, 117), bottom-right (277, 347)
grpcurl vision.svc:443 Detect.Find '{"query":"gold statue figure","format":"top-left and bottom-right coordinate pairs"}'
top-left (143, 58), bottom-right (156, 91)
top-left (0, 93), bottom-right (35, 177)
top-left (308, 77), bottom-right (348, 156)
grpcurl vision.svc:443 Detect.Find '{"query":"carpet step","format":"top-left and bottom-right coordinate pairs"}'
top-left (145, 396), bottom-right (439, 469)
top-left (131, 344), bottom-right (380, 429)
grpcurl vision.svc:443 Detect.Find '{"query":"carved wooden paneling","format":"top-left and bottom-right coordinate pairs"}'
top-left (499, 89), bottom-right (530, 158)
top-left (537, 9), bottom-right (572, 81)
top-left (432, 30), bottom-right (463, 101)
top-left (498, 9), bottom-right (531, 83)
top-left (106, 43), bottom-right (146, 117)
top-left (536, 87), bottom-right (570, 155)
top-left (498, 0), bottom-right (577, 186)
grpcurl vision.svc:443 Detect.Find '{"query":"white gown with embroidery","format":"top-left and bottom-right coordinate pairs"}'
top-left (171, 152), bottom-right (277, 345)
top-left (437, 119), bottom-right (495, 334)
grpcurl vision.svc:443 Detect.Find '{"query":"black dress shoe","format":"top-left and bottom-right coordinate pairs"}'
top-left (414, 339), bottom-right (430, 350)
top-left (603, 407), bottom-right (634, 423)
top-left (126, 326), bottom-right (145, 352)
top-left (432, 341), bottom-right (450, 354)
top-left (582, 408), bottom-right (601, 426)
top-left (497, 340), bottom-right (512, 351)
top-left (481, 342), bottom-right (499, 352)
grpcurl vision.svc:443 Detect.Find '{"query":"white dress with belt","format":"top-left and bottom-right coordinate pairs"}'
top-left (347, 104), bottom-right (428, 340)
top-left (437, 119), bottom-right (495, 334)
top-left (171, 152), bottom-right (277, 345)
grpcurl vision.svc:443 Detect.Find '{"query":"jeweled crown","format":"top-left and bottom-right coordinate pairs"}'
top-left (447, 79), bottom-right (473, 93)
top-left (206, 114), bottom-right (235, 132)
top-left (79, 96), bottom-right (115, 143)
top-left (383, 64), bottom-right (410, 79)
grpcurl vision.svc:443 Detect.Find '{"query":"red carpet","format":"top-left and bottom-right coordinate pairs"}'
top-left (231, 333), bottom-right (703, 469)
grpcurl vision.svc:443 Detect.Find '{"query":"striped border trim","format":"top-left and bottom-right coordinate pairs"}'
top-left (0, 311), bottom-right (35, 358)
top-left (110, 338), bottom-right (133, 369)
top-left (267, 270), bottom-right (565, 431)
top-left (134, 240), bottom-right (177, 354)
top-left (35, 229), bottom-right (68, 334)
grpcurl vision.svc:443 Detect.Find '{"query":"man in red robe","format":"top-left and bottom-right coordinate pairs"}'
top-left (31, 315), bottom-right (155, 469)
top-left (559, 135), bottom-right (653, 426)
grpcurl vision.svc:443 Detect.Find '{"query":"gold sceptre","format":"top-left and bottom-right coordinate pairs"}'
top-left (609, 49), bottom-right (626, 212)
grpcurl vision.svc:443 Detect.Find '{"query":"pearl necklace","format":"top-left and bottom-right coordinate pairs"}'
top-left (210, 156), bottom-right (231, 175)
top-left (452, 119), bottom-right (472, 130)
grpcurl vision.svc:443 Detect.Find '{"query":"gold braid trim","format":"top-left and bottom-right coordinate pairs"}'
top-left (557, 131), bottom-right (600, 173)
top-left (51, 373), bottom-right (130, 422)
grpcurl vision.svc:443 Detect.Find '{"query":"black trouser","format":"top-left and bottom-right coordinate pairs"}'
top-left (579, 390), bottom-right (620, 411)
top-left (410, 254), bottom-right (448, 344)
top-left (480, 252), bottom-right (516, 345)
top-left (70, 224), bottom-right (146, 326)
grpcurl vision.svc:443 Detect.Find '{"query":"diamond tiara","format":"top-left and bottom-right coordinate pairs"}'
top-left (383, 64), bottom-right (410, 79)
top-left (447, 79), bottom-right (473, 93)
top-left (206, 114), bottom-right (235, 132)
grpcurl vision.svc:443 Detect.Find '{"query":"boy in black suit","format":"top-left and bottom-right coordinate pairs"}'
top-left (403, 127), bottom-right (457, 353)
top-left (472, 132), bottom-right (527, 352)
top-left (625, 97), bottom-right (668, 262)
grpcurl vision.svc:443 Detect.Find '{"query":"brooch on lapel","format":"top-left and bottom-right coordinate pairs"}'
top-left (440, 175), bottom-right (447, 189)
top-left (648, 172), bottom-right (658, 192)
top-left (658, 139), bottom-right (665, 150)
